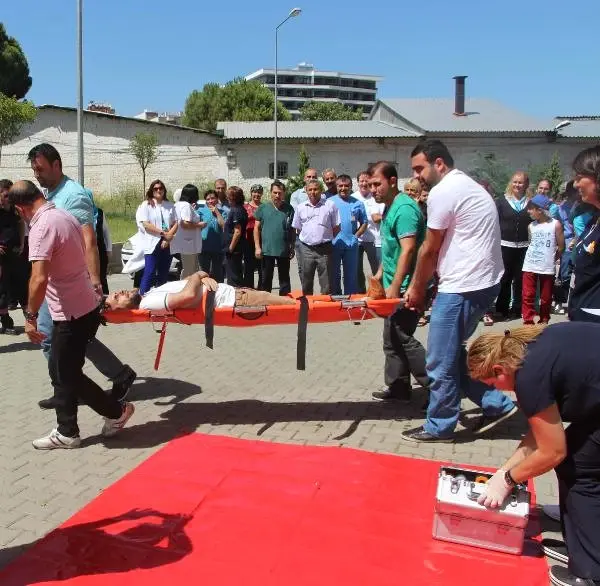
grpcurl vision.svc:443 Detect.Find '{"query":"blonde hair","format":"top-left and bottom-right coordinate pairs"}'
top-left (467, 325), bottom-right (546, 380)
top-left (404, 179), bottom-right (422, 195)
top-left (506, 171), bottom-right (530, 197)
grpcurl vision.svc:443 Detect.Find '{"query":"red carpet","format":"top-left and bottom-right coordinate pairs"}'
top-left (0, 434), bottom-right (548, 585)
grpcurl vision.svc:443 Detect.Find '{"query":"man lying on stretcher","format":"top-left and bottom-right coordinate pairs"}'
top-left (104, 271), bottom-right (297, 312)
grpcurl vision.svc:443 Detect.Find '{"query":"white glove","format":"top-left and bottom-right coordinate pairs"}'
top-left (477, 469), bottom-right (512, 509)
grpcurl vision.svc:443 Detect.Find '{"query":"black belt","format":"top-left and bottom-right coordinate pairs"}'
top-left (301, 240), bottom-right (332, 248)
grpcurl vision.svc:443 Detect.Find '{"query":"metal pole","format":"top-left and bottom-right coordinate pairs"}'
top-left (77, 0), bottom-right (84, 185)
top-left (273, 27), bottom-right (278, 180)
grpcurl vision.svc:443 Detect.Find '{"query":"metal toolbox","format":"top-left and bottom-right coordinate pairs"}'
top-left (433, 466), bottom-right (531, 555)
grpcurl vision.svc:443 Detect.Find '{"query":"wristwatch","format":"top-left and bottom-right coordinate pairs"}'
top-left (23, 310), bottom-right (38, 323)
top-left (504, 469), bottom-right (517, 488)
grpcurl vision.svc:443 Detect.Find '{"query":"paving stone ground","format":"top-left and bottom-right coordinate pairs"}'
top-left (0, 265), bottom-right (562, 573)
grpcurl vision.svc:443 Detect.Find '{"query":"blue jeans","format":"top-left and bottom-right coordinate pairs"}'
top-left (38, 299), bottom-right (128, 381)
top-left (331, 243), bottom-right (359, 295)
top-left (424, 283), bottom-right (514, 438)
top-left (140, 241), bottom-right (172, 294)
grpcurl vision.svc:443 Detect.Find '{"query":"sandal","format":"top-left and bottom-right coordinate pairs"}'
top-left (482, 313), bottom-right (494, 326)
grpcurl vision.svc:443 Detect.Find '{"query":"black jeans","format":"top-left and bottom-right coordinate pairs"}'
top-left (383, 305), bottom-right (430, 395)
top-left (243, 241), bottom-right (263, 289)
top-left (199, 251), bottom-right (224, 283)
top-left (225, 251), bottom-right (244, 287)
top-left (496, 246), bottom-right (527, 316)
top-left (50, 308), bottom-right (123, 437)
top-left (556, 421), bottom-right (600, 580)
top-left (261, 256), bottom-right (291, 295)
top-left (0, 250), bottom-right (28, 310)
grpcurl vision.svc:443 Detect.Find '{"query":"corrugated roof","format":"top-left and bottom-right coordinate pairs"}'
top-left (376, 98), bottom-right (553, 133)
top-left (217, 120), bottom-right (420, 139)
top-left (555, 118), bottom-right (600, 138)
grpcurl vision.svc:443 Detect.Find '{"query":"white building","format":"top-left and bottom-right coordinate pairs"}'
top-left (245, 62), bottom-right (382, 119)
top-left (134, 109), bottom-right (183, 126)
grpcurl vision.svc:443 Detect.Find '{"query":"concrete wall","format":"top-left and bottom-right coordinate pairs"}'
top-left (1, 107), bottom-right (225, 197)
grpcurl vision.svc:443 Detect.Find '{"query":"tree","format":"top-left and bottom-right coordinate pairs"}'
top-left (285, 145), bottom-right (311, 199)
top-left (528, 152), bottom-right (563, 195)
top-left (467, 152), bottom-right (512, 197)
top-left (0, 93), bottom-right (36, 165)
top-left (299, 101), bottom-right (363, 121)
top-left (183, 78), bottom-right (291, 132)
top-left (129, 132), bottom-right (158, 194)
top-left (0, 24), bottom-right (32, 99)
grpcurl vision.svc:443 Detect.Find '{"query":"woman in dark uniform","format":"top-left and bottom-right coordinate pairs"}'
top-left (468, 323), bottom-right (600, 586)
top-left (569, 145), bottom-right (600, 323)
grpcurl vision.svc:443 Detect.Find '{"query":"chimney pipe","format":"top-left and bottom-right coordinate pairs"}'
top-left (453, 75), bottom-right (467, 116)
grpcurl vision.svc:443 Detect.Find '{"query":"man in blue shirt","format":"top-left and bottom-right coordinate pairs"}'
top-left (198, 189), bottom-right (226, 282)
top-left (322, 169), bottom-right (338, 198)
top-left (27, 144), bottom-right (136, 409)
top-left (329, 175), bottom-right (368, 294)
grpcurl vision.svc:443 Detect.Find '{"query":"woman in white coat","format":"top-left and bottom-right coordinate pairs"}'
top-left (171, 184), bottom-right (206, 278)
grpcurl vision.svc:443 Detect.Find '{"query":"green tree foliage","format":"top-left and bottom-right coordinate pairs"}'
top-left (299, 101), bottom-right (363, 121)
top-left (468, 153), bottom-right (512, 197)
top-left (129, 132), bottom-right (158, 194)
top-left (183, 78), bottom-right (291, 132)
top-left (0, 24), bottom-right (32, 99)
top-left (285, 145), bottom-right (311, 199)
top-left (528, 152), bottom-right (563, 195)
top-left (0, 94), bottom-right (36, 165)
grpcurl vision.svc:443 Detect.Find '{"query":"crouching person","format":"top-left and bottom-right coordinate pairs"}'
top-left (11, 181), bottom-right (134, 449)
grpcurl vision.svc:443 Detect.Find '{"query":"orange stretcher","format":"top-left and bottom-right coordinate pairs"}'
top-left (103, 293), bottom-right (402, 371)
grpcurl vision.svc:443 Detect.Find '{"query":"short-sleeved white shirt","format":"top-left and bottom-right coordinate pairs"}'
top-left (352, 191), bottom-right (385, 246)
top-left (139, 280), bottom-right (236, 311)
top-left (427, 169), bottom-right (504, 293)
top-left (171, 201), bottom-right (203, 255)
top-left (136, 200), bottom-right (176, 255)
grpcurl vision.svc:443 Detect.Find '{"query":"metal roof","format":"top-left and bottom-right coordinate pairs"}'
top-left (375, 98), bottom-right (553, 134)
top-left (217, 121), bottom-right (420, 139)
top-left (555, 117), bottom-right (600, 138)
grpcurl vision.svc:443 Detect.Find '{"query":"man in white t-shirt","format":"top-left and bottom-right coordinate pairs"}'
top-left (104, 271), bottom-right (296, 313)
top-left (402, 140), bottom-right (517, 443)
top-left (352, 170), bottom-right (385, 292)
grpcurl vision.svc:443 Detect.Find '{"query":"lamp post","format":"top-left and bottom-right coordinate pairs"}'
top-left (274, 7), bottom-right (301, 180)
top-left (76, 0), bottom-right (84, 185)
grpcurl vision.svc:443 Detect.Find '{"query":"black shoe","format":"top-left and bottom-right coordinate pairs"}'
top-left (472, 404), bottom-right (518, 435)
top-left (110, 366), bottom-right (136, 402)
top-left (542, 538), bottom-right (569, 564)
top-left (371, 387), bottom-right (411, 403)
top-left (401, 425), bottom-right (454, 443)
top-left (0, 315), bottom-right (16, 335)
top-left (550, 565), bottom-right (599, 586)
top-left (38, 396), bottom-right (57, 410)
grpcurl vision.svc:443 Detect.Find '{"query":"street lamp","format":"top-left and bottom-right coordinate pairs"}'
top-left (274, 7), bottom-right (301, 180)
top-left (76, 0), bottom-right (84, 185)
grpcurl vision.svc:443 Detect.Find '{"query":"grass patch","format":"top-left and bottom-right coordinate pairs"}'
top-left (95, 184), bottom-right (139, 243)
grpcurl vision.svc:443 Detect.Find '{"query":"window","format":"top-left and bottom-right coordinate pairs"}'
top-left (269, 161), bottom-right (289, 179)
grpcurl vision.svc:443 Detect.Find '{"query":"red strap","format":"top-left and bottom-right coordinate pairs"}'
top-left (154, 321), bottom-right (167, 370)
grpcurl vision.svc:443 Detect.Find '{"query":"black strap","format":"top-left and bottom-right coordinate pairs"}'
top-left (204, 290), bottom-right (216, 349)
top-left (296, 296), bottom-right (309, 371)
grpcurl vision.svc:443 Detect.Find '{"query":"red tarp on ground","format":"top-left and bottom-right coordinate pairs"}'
top-left (0, 434), bottom-right (548, 585)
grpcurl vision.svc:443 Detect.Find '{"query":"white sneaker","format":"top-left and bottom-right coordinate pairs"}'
top-left (102, 402), bottom-right (135, 437)
top-left (33, 428), bottom-right (81, 450)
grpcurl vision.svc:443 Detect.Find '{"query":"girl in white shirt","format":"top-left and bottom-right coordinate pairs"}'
top-left (170, 184), bottom-right (206, 278)
top-left (137, 179), bottom-right (177, 294)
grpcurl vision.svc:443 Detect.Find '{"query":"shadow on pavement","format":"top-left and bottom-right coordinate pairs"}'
top-left (127, 377), bottom-right (203, 405)
top-left (88, 395), bottom-right (527, 450)
top-left (0, 509), bottom-right (192, 582)
top-left (0, 340), bottom-right (38, 354)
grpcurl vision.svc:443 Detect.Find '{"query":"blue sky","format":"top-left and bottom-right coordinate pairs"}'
top-left (3, 0), bottom-right (597, 119)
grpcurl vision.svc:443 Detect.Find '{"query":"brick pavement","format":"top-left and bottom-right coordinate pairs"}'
top-left (0, 266), bottom-right (562, 572)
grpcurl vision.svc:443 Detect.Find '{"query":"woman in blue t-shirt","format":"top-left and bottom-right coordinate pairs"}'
top-left (569, 146), bottom-right (600, 323)
top-left (468, 323), bottom-right (600, 586)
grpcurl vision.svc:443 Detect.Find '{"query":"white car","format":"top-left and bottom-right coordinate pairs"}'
top-left (121, 232), bottom-right (181, 280)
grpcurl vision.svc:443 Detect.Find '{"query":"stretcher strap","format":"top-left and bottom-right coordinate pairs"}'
top-left (154, 321), bottom-right (167, 371)
top-left (204, 289), bottom-right (215, 349)
top-left (296, 296), bottom-right (309, 371)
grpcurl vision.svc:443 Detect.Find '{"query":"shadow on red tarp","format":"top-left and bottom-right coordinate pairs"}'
top-left (0, 433), bottom-right (548, 586)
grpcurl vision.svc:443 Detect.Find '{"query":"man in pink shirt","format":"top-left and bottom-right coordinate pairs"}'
top-left (10, 180), bottom-right (134, 449)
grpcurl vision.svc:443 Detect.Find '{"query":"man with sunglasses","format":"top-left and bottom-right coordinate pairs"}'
top-left (27, 143), bottom-right (136, 411)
